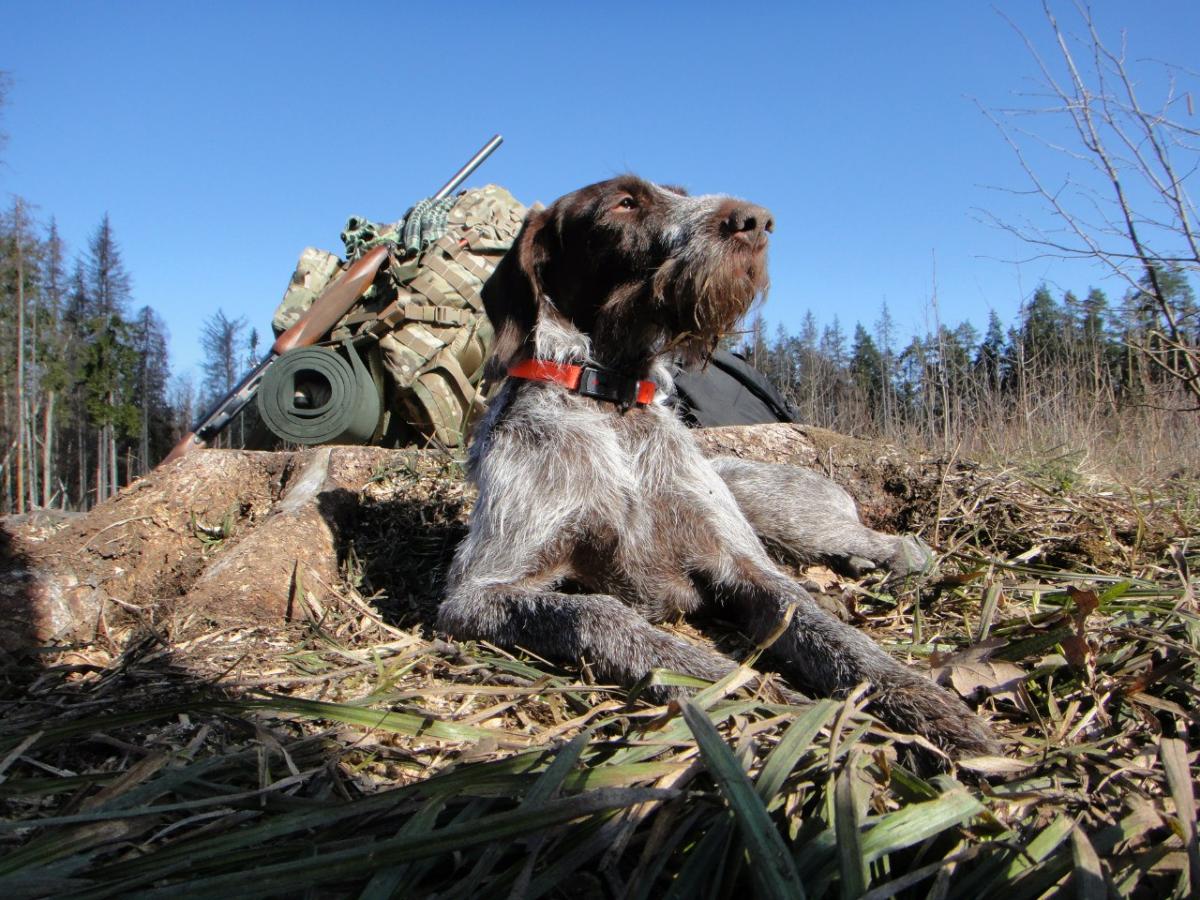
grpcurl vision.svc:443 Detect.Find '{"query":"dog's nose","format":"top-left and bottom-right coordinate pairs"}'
top-left (724, 202), bottom-right (774, 246)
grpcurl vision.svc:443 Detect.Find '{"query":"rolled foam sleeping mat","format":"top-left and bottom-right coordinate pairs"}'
top-left (257, 345), bottom-right (381, 445)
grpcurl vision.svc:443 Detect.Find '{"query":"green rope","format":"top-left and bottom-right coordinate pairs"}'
top-left (401, 194), bottom-right (458, 255)
top-left (341, 194), bottom-right (460, 261)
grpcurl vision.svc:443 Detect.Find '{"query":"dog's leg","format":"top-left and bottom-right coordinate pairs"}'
top-left (439, 426), bottom-right (738, 695)
top-left (438, 583), bottom-right (735, 693)
top-left (711, 458), bottom-right (933, 576)
top-left (698, 552), bottom-right (997, 757)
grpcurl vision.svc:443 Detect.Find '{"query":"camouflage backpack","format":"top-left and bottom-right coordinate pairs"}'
top-left (271, 185), bottom-right (526, 447)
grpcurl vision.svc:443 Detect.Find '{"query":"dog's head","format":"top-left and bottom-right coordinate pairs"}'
top-left (483, 175), bottom-right (772, 374)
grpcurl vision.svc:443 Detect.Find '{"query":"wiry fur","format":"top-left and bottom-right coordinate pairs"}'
top-left (439, 175), bottom-right (998, 758)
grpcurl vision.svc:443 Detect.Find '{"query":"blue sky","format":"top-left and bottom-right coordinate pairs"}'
top-left (2, 2), bottom-right (1197, 380)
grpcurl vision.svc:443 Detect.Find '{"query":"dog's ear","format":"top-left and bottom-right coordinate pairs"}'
top-left (482, 208), bottom-right (550, 378)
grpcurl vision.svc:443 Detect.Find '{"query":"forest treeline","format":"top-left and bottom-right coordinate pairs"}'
top-left (4, 190), bottom-right (1198, 515)
top-left (737, 267), bottom-right (1200, 477)
top-left (0, 201), bottom-right (261, 514)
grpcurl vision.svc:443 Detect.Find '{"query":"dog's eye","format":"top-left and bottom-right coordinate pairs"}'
top-left (615, 196), bottom-right (638, 211)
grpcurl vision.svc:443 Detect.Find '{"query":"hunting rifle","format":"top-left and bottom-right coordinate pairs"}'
top-left (161, 134), bottom-right (504, 466)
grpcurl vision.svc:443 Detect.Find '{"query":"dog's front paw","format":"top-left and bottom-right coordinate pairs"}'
top-left (873, 672), bottom-right (1000, 759)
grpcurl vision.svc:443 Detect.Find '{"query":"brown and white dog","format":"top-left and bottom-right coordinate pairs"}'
top-left (438, 175), bottom-right (997, 758)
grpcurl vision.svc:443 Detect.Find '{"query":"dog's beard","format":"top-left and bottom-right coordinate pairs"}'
top-left (652, 245), bottom-right (769, 365)
top-left (585, 243), bottom-right (769, 370)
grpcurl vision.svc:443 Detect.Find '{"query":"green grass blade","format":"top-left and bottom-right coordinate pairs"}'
top-left (525, 814), bottom-right (624, 899)
top-left (1004, 814), bottom-right (1073, 880)
top-left (442, 731), bottom-right (593, 899)
top-left (528, 730), bottom-right (591, 804)
top-left (859, 783), bottom-right (985, 863)
top-left (756, 699), bottom-right (839, 801)
top-left (231, 694), bottom-right (526, 746)
top-left (681, 699), bottom-right (806, 900)
top-left (835, 761), bottom-right (868, 899)
top-left (1069, 825), bottom-right (1108, 900)
top-left (357, 797), bottom-right (445, 900)
top-left (0, 703), bottom-right (210, 755)
top-left (80, 751), bottom-right (549, 886)
top-left (0, 821), bottom-right (143, 877)
top-left (1160, 737), bottom-right (1200, 896)
top-left (606, 699), bottom-right (765, 767)
top-left (977, 582), bottom-right (1003, 642)
top-left (662, 817), bottom-right (735, 900)
top-left (565, 760), bottom-right (685, 791)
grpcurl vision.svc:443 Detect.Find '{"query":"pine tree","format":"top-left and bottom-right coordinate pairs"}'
top-left (1067, 287), bottom-right (1117, 400)
top-left (130, 306), bottom-right (172, 472)
top-left (33, 220), bottom-right (69, 506)
top-left (80, 215), bottom-right (137, 502)
top-left (1019, 285), bottom-right (1064, 369)
top-left (745, 313), bottom-right (768, 369)
top-left (949, 322), bottom-right (978, 381)
top-left (850, 324), bottom-right (885, 409)
top-left (975, 310), bottom-right (1007, 389)
top-left (874, 301), bottom-right (898, 434)
top-left (1, 197), bottom-right (45, 512)
top-left (1128, 264), bottom-right (1199, 392)
top-left (81, 314), bottom-right (139, 502)
top-left (896, 335), bottom-right (929, 426)
top-left (1078, 288), bottom-right (1110, 345)
top-left (200, 309), bottom-right (248, 407)
top-left (246, 327), bottom-right (261, 370)
top-left (86, 214), bottom-right (132, 319)
top-left (820, 317), bottom-right (847, 368)
top-left (169, 375), bottom-right (197, 444)
top-left (768, 322), bottom-right (796, 397)
top-left (799, 312), bottom-right (819, 353)
top-left (62, 260), bottom-right (94, 506)
top-left (791, 312), bottom-right (823, 425)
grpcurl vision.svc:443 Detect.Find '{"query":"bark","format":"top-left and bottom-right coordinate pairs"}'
top-left (42, 390), bottom-right (54, 508)
top-left (95, 428), bottom-right (105, 504)
top-left (15, 230), bottom-right (24, 515)
top-left (108, 406), bottom-right (117, 498)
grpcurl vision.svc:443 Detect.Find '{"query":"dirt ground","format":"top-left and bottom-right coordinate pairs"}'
top-left (2, 424), bottom-right (1183, 652)
top-left (1, 424), bottom-right (1196, 897)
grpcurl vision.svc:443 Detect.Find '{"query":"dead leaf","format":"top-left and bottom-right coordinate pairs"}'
top-left (1067, 586), bottom-right (1100, 619)
top-left (957, 754), bottom-right (1034, 775)
top-left (932, 659), bottom-right (1027, 703)
top-left (929, 637), bottom-right (1007, 669)
top-left (1061, 634), bottom-right (1092, 668)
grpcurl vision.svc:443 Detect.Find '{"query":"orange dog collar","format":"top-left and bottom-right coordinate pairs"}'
top-left (508, 359), bottom-right (657, 406)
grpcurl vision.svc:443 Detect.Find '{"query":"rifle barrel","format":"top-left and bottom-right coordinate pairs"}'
top-left (433, 134), bottom-right (503, 201)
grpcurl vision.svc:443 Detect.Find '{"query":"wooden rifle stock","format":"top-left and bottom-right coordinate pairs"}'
top-left (271, 245), bottom-right (388, 355)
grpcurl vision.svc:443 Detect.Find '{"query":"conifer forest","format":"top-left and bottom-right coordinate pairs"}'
top-left (0, 198), bottom-right (264, 513)
top-left (3, 202), bottom-right (1197, 513)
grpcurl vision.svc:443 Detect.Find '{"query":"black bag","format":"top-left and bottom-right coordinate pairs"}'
top-left (672, 350), bottom-right (800, 427)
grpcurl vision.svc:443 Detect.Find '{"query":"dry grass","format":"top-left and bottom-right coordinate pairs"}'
top-left (1, 454), bottom-right (1197, 898)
